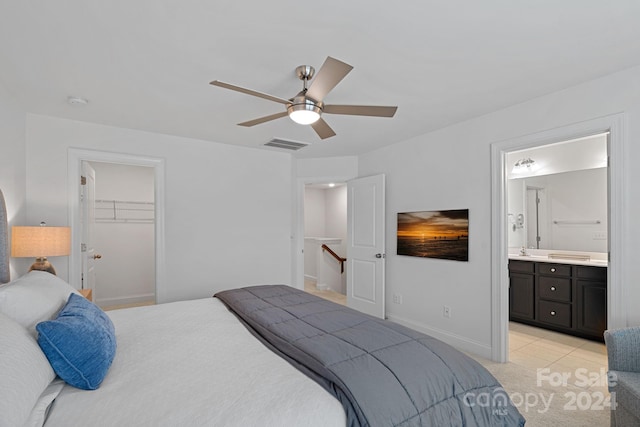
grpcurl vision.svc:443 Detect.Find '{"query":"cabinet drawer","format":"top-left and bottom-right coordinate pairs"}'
top-left (509, 260), bottom-right (534, 273)
top-left (538, 277), bottom-right (571, 302)
top-left (575, 266), bottom-right (607, 281)
top-left (537, 263), bottom-right (571, 277)
top-left (538, 300), bottom-right (572, 328)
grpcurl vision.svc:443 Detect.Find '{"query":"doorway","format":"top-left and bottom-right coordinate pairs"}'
top-left (303, 182), bottom-right (347, 299)
top-left (490, 113), bottom-right (626, 362)
top-left (86, 161), bottom-right (156, 308)
top-left (525, 186), bottom-right (545, 249)
top-left (505, 134), bottom-right (608, 356)
top-left (67, 149), bottom-right (166, 303)
top-left (295, 172), bottom-right (387, 319)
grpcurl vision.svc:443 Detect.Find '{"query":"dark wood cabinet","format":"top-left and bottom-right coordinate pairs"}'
top-left (576, 280), bottom-right (607, 337)
top-left (509, 272), bottom-right (535, 320)
top-left (508, 259), bottom-right (607, 341)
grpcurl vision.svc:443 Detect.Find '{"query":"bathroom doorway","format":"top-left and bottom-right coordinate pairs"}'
top-left (502, 130), bottom-right (612, 363)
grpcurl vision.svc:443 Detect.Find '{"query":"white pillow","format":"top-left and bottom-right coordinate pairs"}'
top-left (0, 270), bottom-right (80, 335)
top-left (23, 380), bottom-right (65, 427)
top-left (0, 312), bottom-right (57, 427)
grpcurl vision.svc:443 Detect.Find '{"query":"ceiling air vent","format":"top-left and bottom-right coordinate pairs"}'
top-left (264, 138), bottom-right (309, 151)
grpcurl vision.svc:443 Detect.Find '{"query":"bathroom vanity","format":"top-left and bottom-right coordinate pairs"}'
top-left (509, 256), bottom-right (607, 341)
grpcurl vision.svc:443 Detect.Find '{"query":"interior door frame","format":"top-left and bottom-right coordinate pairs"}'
top-left (67, 148), bottom-right (166, 302)
top-left (294, 174), bottom-right (356, 290)
top-left (490, 113), bottom-right (626, 362)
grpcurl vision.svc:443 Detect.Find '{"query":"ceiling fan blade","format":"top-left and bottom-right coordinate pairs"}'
top-left (306, 57), bottom-right (353, 102)
top-left (210, 80), bottom-right (291, 105)
top-left (238, 111), bottom-right (288, 127)
top-left (323, 104), bottom-right (398, 117)
top-left (310, 118), bottom-right (336, 139)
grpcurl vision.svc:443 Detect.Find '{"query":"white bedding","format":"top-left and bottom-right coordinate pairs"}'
top-left (44, 297), bottom-right (346, 427)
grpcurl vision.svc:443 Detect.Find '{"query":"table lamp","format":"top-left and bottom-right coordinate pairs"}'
top-left (11, 223), bottom-right (71, 275)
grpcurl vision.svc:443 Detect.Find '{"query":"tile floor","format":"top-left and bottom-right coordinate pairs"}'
top-left (508, 321), bottom-right (607, 379)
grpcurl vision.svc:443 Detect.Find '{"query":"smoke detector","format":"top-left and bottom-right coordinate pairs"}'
top-left (67, 96), bottom-right (89, 106)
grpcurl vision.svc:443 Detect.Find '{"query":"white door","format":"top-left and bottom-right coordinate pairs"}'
top-left (80, 162), bottom-right (98, 293)
top-left (346, 174), bottom-right (385, 318)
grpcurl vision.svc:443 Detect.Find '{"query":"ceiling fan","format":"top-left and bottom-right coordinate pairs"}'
top-left (210, 56), bottom-right (398, 140)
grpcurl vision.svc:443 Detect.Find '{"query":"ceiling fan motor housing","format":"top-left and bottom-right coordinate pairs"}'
top-left (295, 65), bottom-right (315, 82)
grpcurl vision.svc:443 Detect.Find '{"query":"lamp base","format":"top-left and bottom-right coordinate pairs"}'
top-left (29, 257), bottom-right (57, 275)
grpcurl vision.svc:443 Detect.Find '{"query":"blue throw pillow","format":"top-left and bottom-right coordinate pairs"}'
top-left (36, 293), bottom-right (116, 390)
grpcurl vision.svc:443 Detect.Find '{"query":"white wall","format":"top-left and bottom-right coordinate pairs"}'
top-left (359, 64), bottom-right (640, 356)
top-left (0, 83), bottom-right (27, 278)
top-left (304, 187), bottom-right (325, 237)
top-left (90, 162), bottom-right (155, 306)
top-left (296, 157), bottom-right (358, 179)
top-left (24, 114), bottom-right (293, 302)
top-left (325, 185), bottom-right (348, 253)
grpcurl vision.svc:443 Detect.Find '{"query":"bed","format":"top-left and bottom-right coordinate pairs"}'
top-left (0, 191), bottom-right (525, 427)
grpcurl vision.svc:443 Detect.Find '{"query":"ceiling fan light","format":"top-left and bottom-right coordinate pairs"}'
top-left (289, 109), bottom-right (320, 125)
top-left (287, 98), bottom-right (322, 125)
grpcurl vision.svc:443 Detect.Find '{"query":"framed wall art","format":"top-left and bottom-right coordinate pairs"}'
top-left (397, 209), bottom-right (469, 261)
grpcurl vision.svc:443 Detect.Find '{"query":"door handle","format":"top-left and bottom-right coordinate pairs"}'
top-left (375, 253), bottom-right (385, 259)
top-left (93, 254), bottom-right (102, 260)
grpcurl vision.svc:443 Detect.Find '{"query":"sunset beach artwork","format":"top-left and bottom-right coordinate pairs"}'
top-left (397, 209), bottom-right (469, 261)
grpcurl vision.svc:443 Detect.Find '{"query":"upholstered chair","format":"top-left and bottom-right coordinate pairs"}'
top-left (604, 326), bottom-right (640, 426)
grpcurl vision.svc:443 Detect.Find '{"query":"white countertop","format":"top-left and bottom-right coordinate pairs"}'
top-left (508, 253), bottom-right (608, 267)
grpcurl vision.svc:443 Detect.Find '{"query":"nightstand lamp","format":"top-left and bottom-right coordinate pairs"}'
top-left (11, 223), bottom-right (71, 275)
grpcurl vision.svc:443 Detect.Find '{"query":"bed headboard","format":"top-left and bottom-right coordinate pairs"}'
top-left (0, 189), bottom-right (9, 284)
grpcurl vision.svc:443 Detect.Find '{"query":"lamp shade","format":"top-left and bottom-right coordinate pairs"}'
top-left (11, 226), bottom-right (71, 258)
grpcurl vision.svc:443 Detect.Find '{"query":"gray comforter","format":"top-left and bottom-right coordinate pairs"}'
top-left (215, 285), bottom-right (525, 427)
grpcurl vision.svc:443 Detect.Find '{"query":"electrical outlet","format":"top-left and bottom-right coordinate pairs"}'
top-left (443, 305), bottom-right (451, 318)
top-left (593, 232), bottom-right (607, 240)
top-left (392, 293), bottom-right (403, 304)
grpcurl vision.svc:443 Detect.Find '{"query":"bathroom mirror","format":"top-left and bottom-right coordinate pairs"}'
top-left (507, 167), bottom-right (607, 252)
top-left (506, 133), bottom-right (608, 253)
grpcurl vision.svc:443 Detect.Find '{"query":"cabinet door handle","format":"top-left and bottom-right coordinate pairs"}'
top-left (550, 268), bottom-right (556, 273)
top-left (550, 286), bottom-right (556, 291)
top-left (550, 311), bottom-right (556, 316)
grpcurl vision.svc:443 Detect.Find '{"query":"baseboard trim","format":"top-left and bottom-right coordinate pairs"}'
top-left (96, 293), bottom-right (155, 307)
top-left (304, 274), bottom-right (317, 282)
top-left (386, 314), bottom-right (492, 360)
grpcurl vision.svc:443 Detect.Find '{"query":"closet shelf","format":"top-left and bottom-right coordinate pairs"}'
top-left (95, 199), bottom-right (154, 223)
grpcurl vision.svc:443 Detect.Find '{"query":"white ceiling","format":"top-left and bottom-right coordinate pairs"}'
top-left (1, 1), bottom-right (639, 159)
